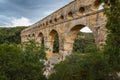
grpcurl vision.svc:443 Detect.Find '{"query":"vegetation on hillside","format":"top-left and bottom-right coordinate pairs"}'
top-left (0, 27), bottom-right (26, 44)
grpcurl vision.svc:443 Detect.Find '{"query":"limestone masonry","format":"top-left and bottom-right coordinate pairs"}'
top-left (21, 0), bottom-right (107, 60)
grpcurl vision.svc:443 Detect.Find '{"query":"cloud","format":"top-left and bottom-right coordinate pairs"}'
top-left (11, 17), bottom-right (31, 26)
top-left (0, 16), bottom-right (31, 27)
top-left (0, 0), bottom-right (73, 27)
top-left (80, 27), bottom-right (92, 33)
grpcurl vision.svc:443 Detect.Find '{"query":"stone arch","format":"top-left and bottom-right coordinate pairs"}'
top-left (46, 21), bottom-right (48, 26)
top-left (49, 20), bottom-right (52, 24)
top-left (43, 23), bottom-right (45, 26)
top-left (54, 18), bottom-right (58, 23)
top-left (66, 24), bottom-right (85, 43)
top-left (46, 29), bottom-right (60, 54)
top-left (37, 32), bottom-right (44, 44)
top-left (68, 11), bottom-right (73, 19)
top-left (92, 0), bottom-right (102, 10)
top-left (60, 15), bottom-right (64, 21)
top-left (78, 7), bottom-right (85, 16)
top-left (63, 24), bottom-right (95, 56)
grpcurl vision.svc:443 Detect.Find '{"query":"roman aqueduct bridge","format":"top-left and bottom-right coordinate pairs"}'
top-left (21, 0), bottom-right (107, 59)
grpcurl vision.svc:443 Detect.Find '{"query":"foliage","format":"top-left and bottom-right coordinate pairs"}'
top-left (53, 33), bottom-right (59, 53)
top-left (0, 27), bottom-right (26, 44)
top-left (0, 43), bottom-right (47, 80)
top-left (49, 52), bottom-right (111, 80)
top-left (102, 0), bottom-right (120, 78)
top-left (73, 32), bottom-right (97, 53)
top-left (23, 39), bottom-right (46, 60)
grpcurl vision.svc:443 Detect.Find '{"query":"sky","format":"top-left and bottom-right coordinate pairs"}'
top-left (0, 0), bottom-right (103, 32)
top-left (0, 0), bottom-right (73, 27)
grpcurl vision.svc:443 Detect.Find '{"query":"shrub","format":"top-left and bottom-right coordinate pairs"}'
top-left (0, 43), bottom-right (47, 80)
top-left (49, 52), bottom-right (111, 80)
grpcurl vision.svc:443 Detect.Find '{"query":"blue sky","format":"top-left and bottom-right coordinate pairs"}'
top-left (0, 0), bottom-right (73, 27)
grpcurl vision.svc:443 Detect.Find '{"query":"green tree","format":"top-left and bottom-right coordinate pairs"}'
top-left (53, 33), bottom-right (59, 53)
top-left (49, 52), bottom-right (110, 80)
top-left (73, 32), bottom-right (97, 53)
top-left (103, 0), bottom-right (120, 78)
top-left (0, 43), bottom-right (47, 80)
top-left (0, 27), bottom-right (25, 44)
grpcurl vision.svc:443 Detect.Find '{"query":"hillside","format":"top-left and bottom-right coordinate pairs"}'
top-left (0, 27), bottom-right (26, 44)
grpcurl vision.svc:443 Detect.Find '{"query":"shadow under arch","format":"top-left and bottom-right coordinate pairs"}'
top-left (48, 29), bottom-right (59, 53)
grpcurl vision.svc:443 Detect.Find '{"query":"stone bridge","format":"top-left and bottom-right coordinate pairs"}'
top-left (21, 0), bottom-right (107, 60)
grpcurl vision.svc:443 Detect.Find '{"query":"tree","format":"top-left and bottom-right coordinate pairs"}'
top-left (0, 27), bottom-right (25, 44)
top-left (0, 43), bottom-right (47, 80)
top-left (49, 52), bottom-right (110, 80)
top-left (103, 0), bottom-right (120, 78)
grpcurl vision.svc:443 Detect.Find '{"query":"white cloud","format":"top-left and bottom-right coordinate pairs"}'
top-left (11, 17), bottom-right (31, 26)
top-left (80, 26), bottom-right (92, 33)
top-left (0, 17), bottom-right (32, 27)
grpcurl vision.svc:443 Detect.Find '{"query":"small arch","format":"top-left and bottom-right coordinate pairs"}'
top-left (28, 34), bottom-right (30, 37)
top-left (38, 32), bottom-right (43, 37)
top-left (49, 20), bottom-right (52, 24)
top-left (79, 7), bottom-right (85, 14)
top-left (43, 23), bottom-right (45, 26)
top-left (25, 35), bottom-right (27, 37)
top-left (54, 18), bottom-right (58, 22)
top-left (68, 11), bottom-right (73, 19)
top-left (40, 24), bottom-right (42, 27)
top-left (46, 21), bottom-right (48, 25)
top-left (60, 15), bottom-right (64, 21)
top-left (32, 33), bottom-right (35, 37)
top-left (93, 0), bottom-right (102, 10)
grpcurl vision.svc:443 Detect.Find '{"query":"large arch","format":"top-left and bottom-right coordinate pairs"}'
top-left (63, 24), bottom-right (96, 57)
top-left (45, 29), bottom-right (60, 59)
top-left (48, 30), bottom-right (59, 53)
top-left (66, 25), bottom-right (85, 43)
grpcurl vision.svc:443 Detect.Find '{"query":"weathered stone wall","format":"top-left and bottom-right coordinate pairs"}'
top-left (21, 0), bottom-right (107, 59)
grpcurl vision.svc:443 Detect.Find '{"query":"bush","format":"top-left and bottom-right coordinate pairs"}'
top-left (49, 52), bottom-right (111, 80)
top-left (0, 43), bottom-right (47, 80)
